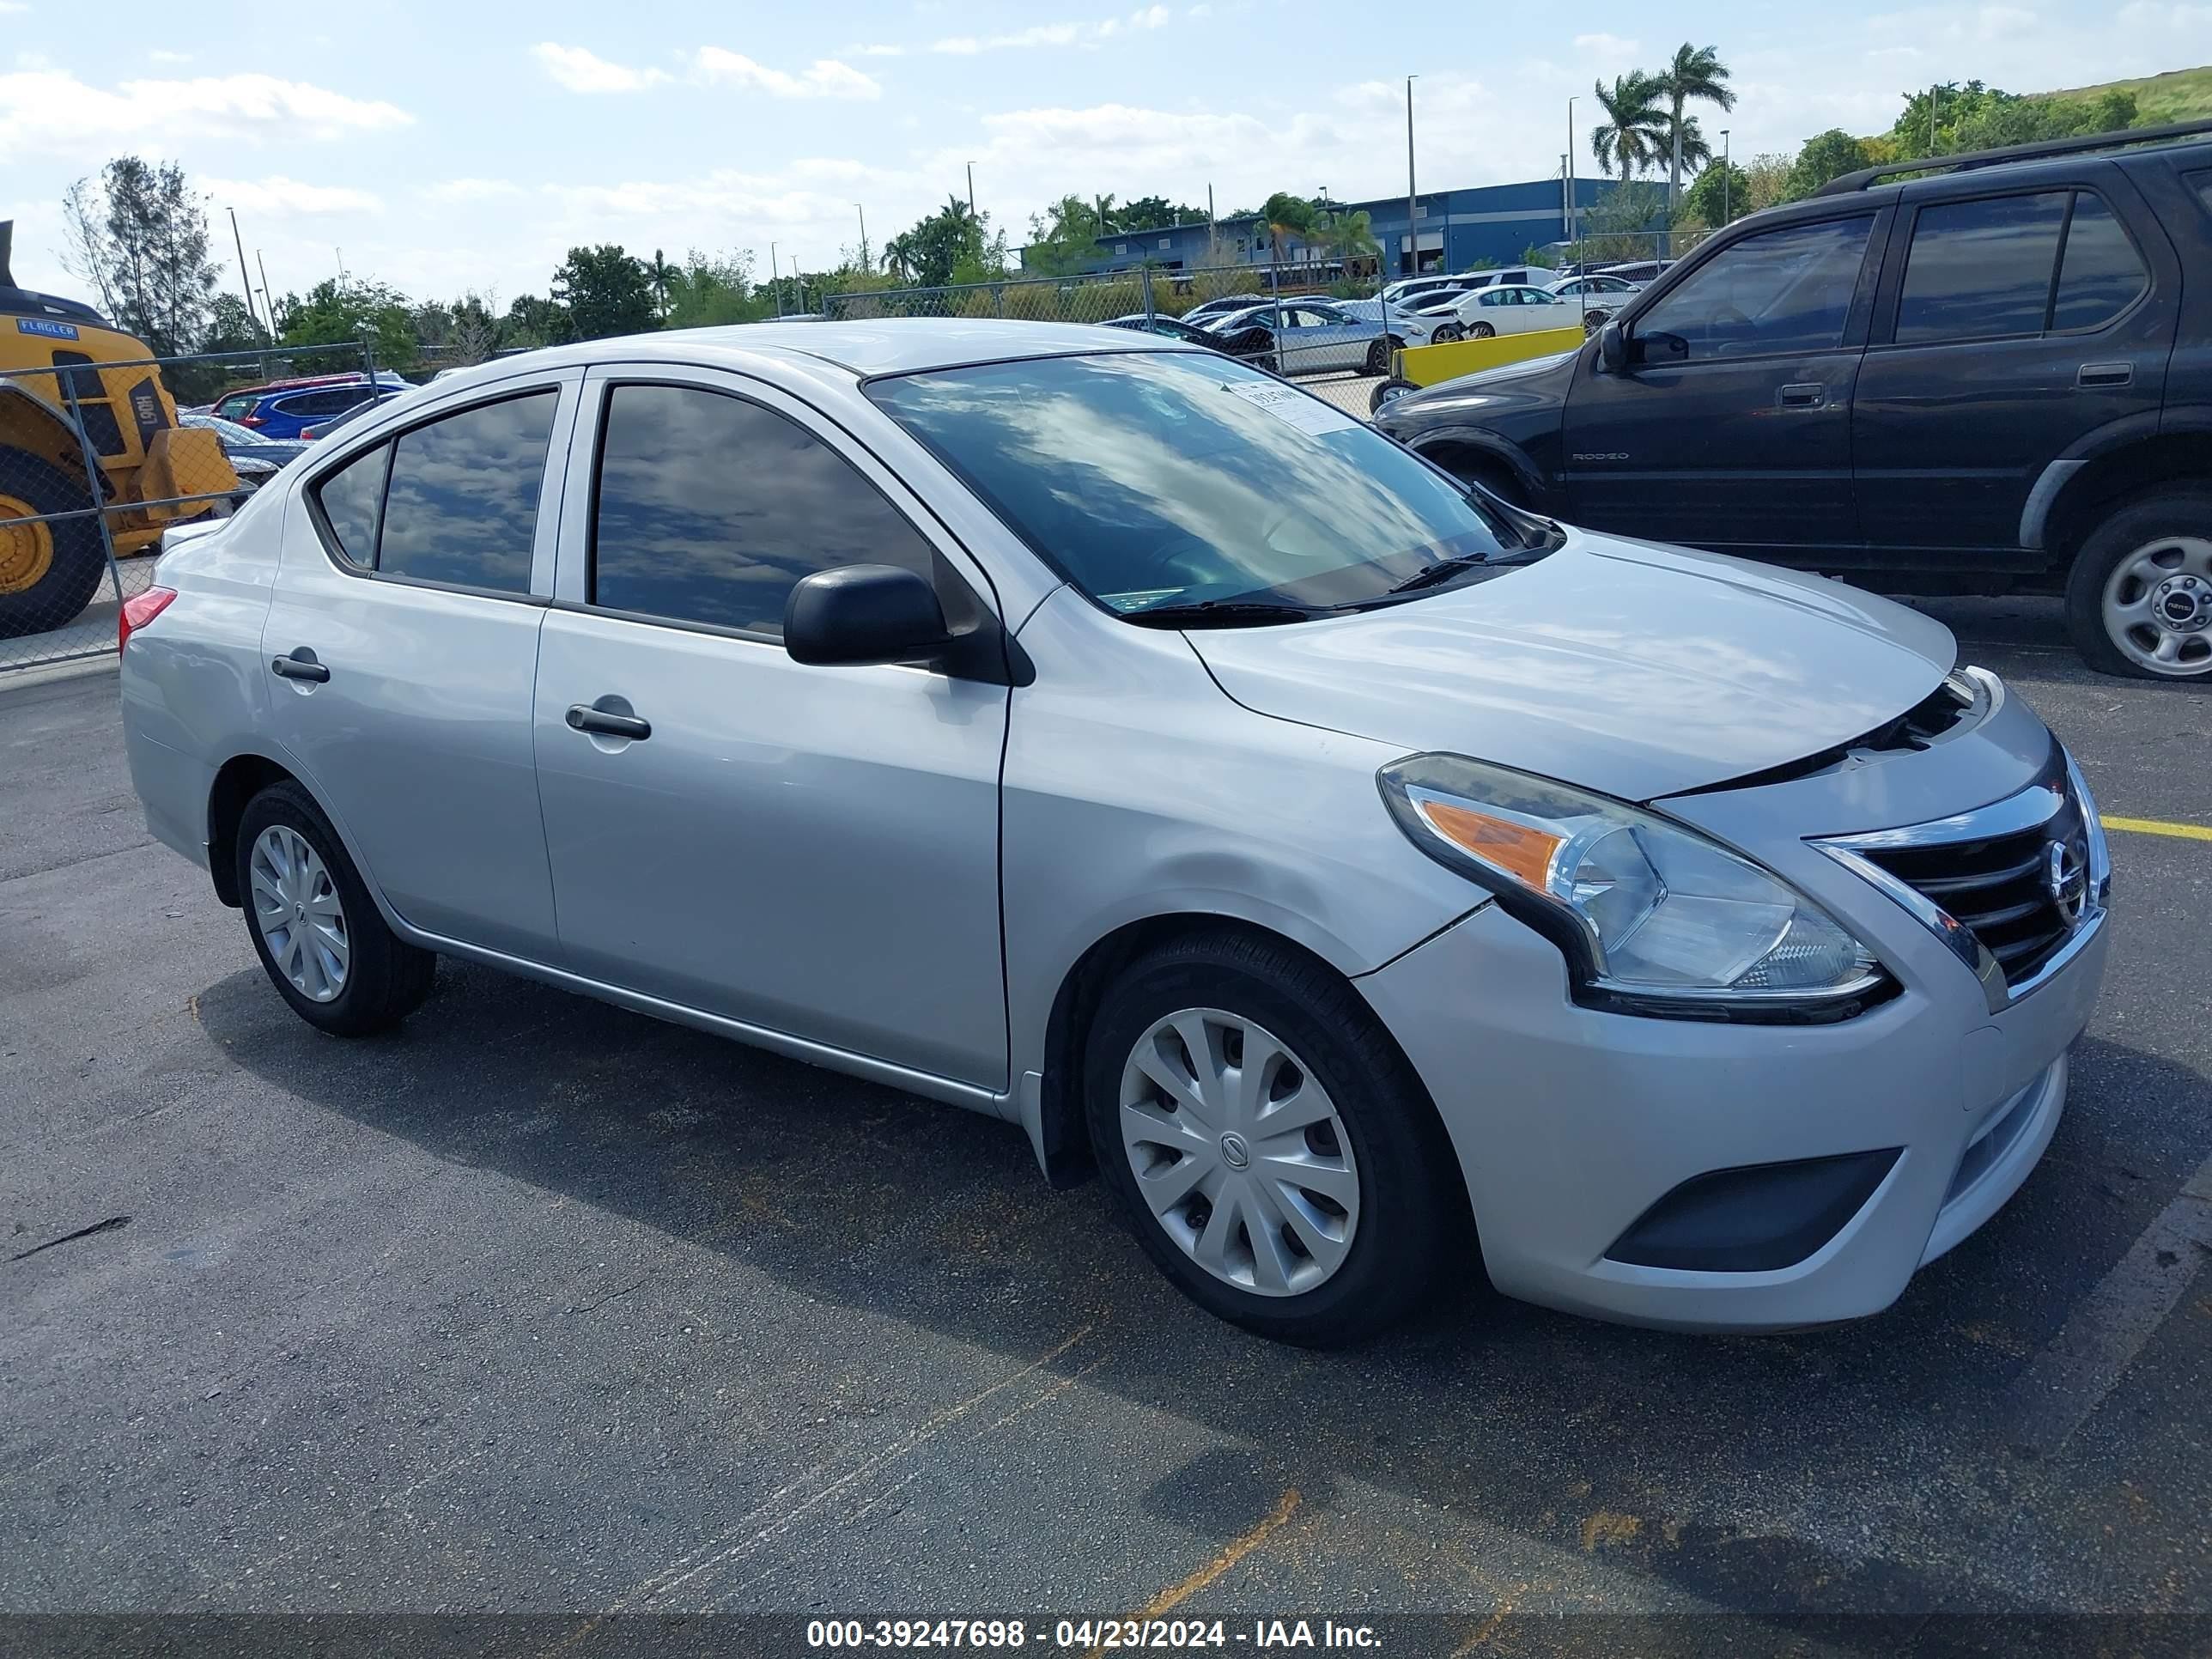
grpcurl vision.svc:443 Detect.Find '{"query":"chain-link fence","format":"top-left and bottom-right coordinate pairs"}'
top-left (0, 340), bottom-right (379, 676)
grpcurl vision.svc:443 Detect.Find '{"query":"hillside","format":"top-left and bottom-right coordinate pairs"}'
top-left (2045, 64), bottom-right (2212, 124)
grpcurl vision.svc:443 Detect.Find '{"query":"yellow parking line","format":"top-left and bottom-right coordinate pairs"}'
top-left (2103, 815), bottom-right (2212, 843)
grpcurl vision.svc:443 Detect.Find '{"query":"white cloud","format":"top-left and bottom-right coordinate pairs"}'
top-left (147, 49), bottom-right (192, 64)
top-left (854, 44), bottom-right (908, 57)
top-left (1573, 33), bottom-right (1640, 58)
top-left (531, 43), bottom-right (671, 94)
top-left (927, 7), bottom-right (1173, 53)
top-left (2116, 0), bottom-right (2212, 25)
top-left (691, 47), bottom-right (881, 99)
top-left (0, 3), bottom-right (30, 13)
top-left (427, 177), bottom-right (521, 203)
top-left (207, 175), bottom-right (384, 216)
top-left (0, 69), bottom-right (409, 158)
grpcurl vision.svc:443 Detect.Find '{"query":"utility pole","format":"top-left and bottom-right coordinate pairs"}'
top-left (335, 246), bottom-right (346, 283)
top-left (256, 251), bottom-right (273, 330)
top-left (966, 162), bottom-right (976, 219)
top-left (1721, 129), bottom-right (1731, 224)
top-left (853, 204), bottom-right (868, 271)
top-left (1405, 75), bottom-right (1419, 277)
top-left (1930, 84), bottom-right (1939, 152)
top-left (770, 241), bottom-right (782, 317)
top-left (1566, 96), bottom-right (1577, 249)
top-left (226, 207), bottom-right (257, 331)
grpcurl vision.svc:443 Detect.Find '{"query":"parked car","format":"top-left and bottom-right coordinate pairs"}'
top-left (1545, 272), bottom-right (1644, 307)
top-left (1378, 275), bottom-right (1486, 310)
top-left (1427, 283), bottom-right (1577, 343)
top-left (1200, 301), bottom-right (1409, 375)
top-left (1325, 298), bottom-right (1451, 347)
top-left (301, 388), bottom-right (410, 441)
top-left (177, 410), bottom-right (309, 496)
top-left (118, 319), bottom-right (2109, 1344)
top-left (1100, 313), bottom-right (1270, 359)
top-left (1593, 259), bottom-right (1676, 286)
top-left (1374, 121), bottom-right (2212, 678)
top-left (221, 376), bottom-right (410, 441)
top-left (1182, 293), bottom-right (1271, 321)
top-left (1459, 267), bottom-right (1555, 292)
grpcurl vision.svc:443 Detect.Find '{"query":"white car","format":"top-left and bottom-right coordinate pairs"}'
top-left (1546, 273), bottom-right (1644, 308)
top-left (1431, 283), bottom-right (1577, 343)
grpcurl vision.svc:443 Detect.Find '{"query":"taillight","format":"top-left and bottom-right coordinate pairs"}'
top-left (118, 586), bottom-right (177, 652)
top-left (240, 414), bottom-right (264, 428)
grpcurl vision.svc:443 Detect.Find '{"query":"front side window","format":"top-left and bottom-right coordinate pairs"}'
top-left (1894, 192), bottom-right (2069, 345)
top-left (375, 391), bottom-right (557, 592)
top-left (869, 351), bottom-right (1524, 619)
top-left (1636, 215), bottom-right (1875, 358)
top-left (589, 383), bottom-right (934, 636)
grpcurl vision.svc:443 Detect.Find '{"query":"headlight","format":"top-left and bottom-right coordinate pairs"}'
top-left (1378, 754), bottom-right (1890, 1021)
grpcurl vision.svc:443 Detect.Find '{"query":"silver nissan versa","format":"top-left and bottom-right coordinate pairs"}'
top-left (118, 320), bottom-right (2111, 1344)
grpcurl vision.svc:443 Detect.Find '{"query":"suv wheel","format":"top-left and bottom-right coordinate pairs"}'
top-left (1083, 932), bottom-right (1462, 1346)
top-left (236, 781), bottom-right (436, 1036)
top-left (2064, 487), bottom-right (2212, 679)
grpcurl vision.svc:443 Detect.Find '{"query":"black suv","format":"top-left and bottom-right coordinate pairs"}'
top-left (1373, 122), bottom-right (2212, 680)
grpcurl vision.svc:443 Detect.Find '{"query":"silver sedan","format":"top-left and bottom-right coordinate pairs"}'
top-left (118, 320), bottom-right (2108, 1343)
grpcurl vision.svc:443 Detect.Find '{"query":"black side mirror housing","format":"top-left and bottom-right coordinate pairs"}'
top-left (1596, 319), bottom-right (1630, 373)
top-left (784, 564), bottom-right (952, 668)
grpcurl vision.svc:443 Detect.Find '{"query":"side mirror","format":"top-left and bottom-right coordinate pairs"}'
top-left (1596, 319), bottom-right (1629, 373)
top-left (784, 564), bottom-right (951, 668)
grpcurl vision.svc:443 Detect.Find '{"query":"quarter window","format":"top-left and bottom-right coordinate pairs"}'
top-left (374, 391), bottom-right (557, 592)
top-left (2052, 194), bottom-right (2148, 331)
top-left (589, 384), bottom-right (935, 636)
top-left (1895, 192), bottom-right (2069, 345)
top-left (313, 442), bottom-right (390, 568)
top-left (1633, 216), bottom-right (1875, 358)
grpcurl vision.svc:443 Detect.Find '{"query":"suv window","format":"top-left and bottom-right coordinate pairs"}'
top-left (281, 387), bottom-right (371, 418)
top-left (2052, 194), bottom-right (2148, 331)
top-left (1895, 192), bottom-right (2069, 344)
top-left (589, 384), bottom-right (934, 636)
top-left (216, 393), bottom-right (259, 420)
top-left (1635, 216), bottom-right (1874, 358)
top-left (374, 391), bottom-right (558, 592)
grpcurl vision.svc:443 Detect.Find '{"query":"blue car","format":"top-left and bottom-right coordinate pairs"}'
top-left (216, 376), bottom-right (408, 441)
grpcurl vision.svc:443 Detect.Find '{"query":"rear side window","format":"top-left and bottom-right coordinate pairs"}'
top-left (313, 443), bottom-right (390, 568)
top-left (1895, 192), bottom-right (2069, 344)
top-left (377, 392), bottom-right (557, 592)
top-left (588, 383), bottom-right (934, 636)
top-left (2052, 195), bottom-right (2148, 331)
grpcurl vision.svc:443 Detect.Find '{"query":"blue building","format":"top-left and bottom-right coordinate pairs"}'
top-left (1028, 177), bottom-right (1610, 276)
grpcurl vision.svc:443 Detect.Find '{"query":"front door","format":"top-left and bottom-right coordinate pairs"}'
top-left (531, 371), bottom-right (1009, 1091)
top-left (1852, 172), bottom-right (2174, 559)
top-left (260, 378), bottom-right (575, 960)
top-left (1559, 210), bottom-right (1884, 556)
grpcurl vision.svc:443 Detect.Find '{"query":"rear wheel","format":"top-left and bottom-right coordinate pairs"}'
top-left (2063, 486), bottom-right (2212, 680)
top-left (1083, 932), bottom-right (1462, 1346)
top-left (1431, 323), bottom-right (1466, 344)
top-left (1467, 321), bottom-right (1496, 340)
top-left (0, 447), bottom-right (106, 641)
top-left (235, 781), bottom-right (436, 1036)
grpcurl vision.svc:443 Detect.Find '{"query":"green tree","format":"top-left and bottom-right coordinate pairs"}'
top-left (891, 196), bottom-right (991, 289)
top-left (664, 251), bottom-right (763, 328)
top-left (1024, 195), bottom-right (1111, 275)
top-left (1784, 130), bottom-right (1875, 200)
top-left (1260, 191), bottom-right (1320, 265)
top-left (1117, 195), bottom-right (1204, 232)
top-left (1887, 80), bottom-right (2140, 159)
top-left (647, 249), bottom-right (675, 321)
top-left (1590, 72), bottom-right (1668, 179)
top-left (201, 292), bottom-right (270, 354)
top-left (1682, 158), bottom-right (1751, 227)
top-left (503, 293), bottom-right (574, 348)
top-left (275, 277), bottom-right (418, 372)
top-left (550, 244), bottom-right (658, 340)
top-left (59, 157), bottom-right (221, 357)
top-left (1653, 44), bottom-right (1735, 227)
top-left (1741, 153), bottom-right (1796, 213)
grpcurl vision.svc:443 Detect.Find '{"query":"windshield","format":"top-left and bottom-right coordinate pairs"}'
top-left (868, 350), bottom-right (1524, 618)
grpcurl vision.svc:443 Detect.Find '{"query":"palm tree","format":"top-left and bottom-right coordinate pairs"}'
top-left (1589, 72), bottom-right (1667, 179)
top-left (647, 248), bottom-right (674, 321)
top-left (1261, 191), bottom-right (1320, 268)
top-left (1655, 44), bottom-right (1736, 230)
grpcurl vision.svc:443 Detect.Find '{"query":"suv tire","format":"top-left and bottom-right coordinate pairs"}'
top-left (235, 781), bottom-right (437, 1036)
top-left (1082, 931), bottom-right (1465, 1346)
top-left (2064, 487), bottom-right (2212, 680)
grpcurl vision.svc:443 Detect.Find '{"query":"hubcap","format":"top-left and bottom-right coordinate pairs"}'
top-left (2104, 535), bottom-right (2212, 677)
top-left (1117, 1008), bottom-right (1360, 1297)
top-left (0, 496), bottom-right (55, 597)
top-left (249, 825), bottom-right (349, 1003)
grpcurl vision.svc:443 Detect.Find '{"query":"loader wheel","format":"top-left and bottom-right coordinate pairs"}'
top-left (0, 448), bottom-right (106, 641)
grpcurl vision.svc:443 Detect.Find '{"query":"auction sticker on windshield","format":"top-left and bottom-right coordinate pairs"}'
top-left (1222, 379), bottom-right (1361, 437)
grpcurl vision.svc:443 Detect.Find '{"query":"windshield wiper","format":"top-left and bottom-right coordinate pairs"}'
top-left (1386, 552), bottom-right (1494, 595)
top-left (1122, 599), bottom-right (1324, 629)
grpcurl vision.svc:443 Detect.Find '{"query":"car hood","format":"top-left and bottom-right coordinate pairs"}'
top-left (1185, 532), bottom-right (1958, 802)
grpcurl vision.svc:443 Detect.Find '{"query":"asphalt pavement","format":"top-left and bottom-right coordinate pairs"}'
top-left (2, 599), bottom-right (2209, 1656)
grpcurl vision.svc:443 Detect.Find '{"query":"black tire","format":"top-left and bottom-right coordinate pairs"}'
top-left (1369, 377), bottom-right (1421, 416)
top-left (2063, 486), bottom-right (2212, 680)
top-left (1468, 321), bottom-right (1496, 340)
top-left (234, 780), bottom-right (436, 1037)
top-left (0, 446), bottom-right (106, 641)
top-left (1364, 337), bottom-right (1396, 377)
top-left (1082, 931), bottom-right (1465, 1346)
top-left (1432, 323), bottom-right (1466, 344)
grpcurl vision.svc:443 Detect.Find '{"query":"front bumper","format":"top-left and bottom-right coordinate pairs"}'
top-left (1358, 711), bottom-right (2112, 1333)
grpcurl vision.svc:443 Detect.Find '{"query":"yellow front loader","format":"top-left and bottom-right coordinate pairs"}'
top-left (0, 219), bottom-right (240, 639)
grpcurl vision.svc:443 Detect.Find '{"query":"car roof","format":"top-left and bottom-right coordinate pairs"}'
top-left (513, 319), bottom-right (1188, 379)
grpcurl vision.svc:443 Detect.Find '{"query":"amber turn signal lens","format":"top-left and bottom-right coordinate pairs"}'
top-left (1416, 799), bottom-right (1563, 891)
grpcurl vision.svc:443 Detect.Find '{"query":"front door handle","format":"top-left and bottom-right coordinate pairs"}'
top-left (2077, 362), bottom-right (2133, 389)
top-left (270, 651), bottom-right (330, 683)
top-left (567, 703), bottom-right (652, 741)
top-left (1778, 382), bottom-right (1825, 409)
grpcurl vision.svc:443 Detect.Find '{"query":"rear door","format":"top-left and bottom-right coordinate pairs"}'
top-left (261, 374), bottom-right (579, 959)
top-left (1852, 166), bottom-right (2176, 562)
top-left (1559, 209), bottom-right (1885, 555)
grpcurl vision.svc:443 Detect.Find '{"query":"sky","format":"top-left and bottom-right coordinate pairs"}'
top-left (4, 1), bottom-right (2212, 313)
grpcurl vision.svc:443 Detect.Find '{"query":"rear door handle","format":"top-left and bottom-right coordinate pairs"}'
top-left (2077, 362), bottom-right (2133, 389)
top-left (270, 651), bottom-right (329, 683)
top-left (1778, 383), bottom-right (1825, 408)
top-left (567, 703), bottom-right (652, 741)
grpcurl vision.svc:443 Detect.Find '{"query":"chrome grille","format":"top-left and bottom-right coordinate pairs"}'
top-left (1861, 792), bottom-right (2089, 985)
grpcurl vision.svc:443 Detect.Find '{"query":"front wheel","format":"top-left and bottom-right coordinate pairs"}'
top-left (0, 447), bottom-right (106, 641)
top-left (1364, 337), bottom-right (1398, 377)
top-left (2063, 487), bottom-right (2212, 679)
top-left (1369, 377), bottom-right (1420, 416)
top-left (1083, 933), bottom-right (1463, 1346)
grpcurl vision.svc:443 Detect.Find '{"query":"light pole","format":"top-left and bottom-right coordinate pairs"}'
top-left (1566, 95), bottom-right (1577, 252)
top-left (966, 163), bottom-right (976, 219)
top-left (769, 241), bottom-right (782, 317)
top-left (853, 204), bottom-right (868, 271)
top-left (1405, 75), bottom-right (1419, 277)
top-left (226, 207), bottom-right (257, 331)
top-left (1721, 129), bottom-right (1731, 225)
